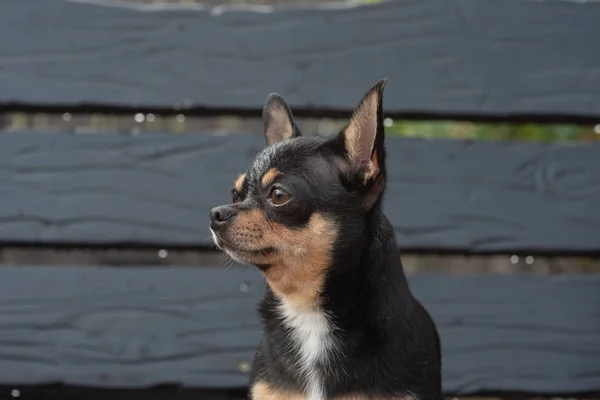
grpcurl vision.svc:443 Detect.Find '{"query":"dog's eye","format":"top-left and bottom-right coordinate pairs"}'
top-left (231, 189), bottom-right (240, 204)
top-left (269, 188), bottom-right (290, 205)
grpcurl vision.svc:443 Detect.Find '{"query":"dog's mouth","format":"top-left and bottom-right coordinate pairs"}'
top-left (225, 244), bottom-right (276, 256)
top-left (211, 229), bottom-right (276, 259)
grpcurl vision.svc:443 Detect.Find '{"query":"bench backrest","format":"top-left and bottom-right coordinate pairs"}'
top-left (0, 1), bottom-right (599, 399)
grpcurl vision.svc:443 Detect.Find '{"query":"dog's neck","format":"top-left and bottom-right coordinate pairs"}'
top-left (256, 209), bottom-right (413, 399)
top-left (262, 208), bottom-right (410, 323)
top-left (322, 208), bottom-right (410, 325)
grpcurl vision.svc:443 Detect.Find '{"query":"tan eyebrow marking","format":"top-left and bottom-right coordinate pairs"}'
top-left (261, 168), bottom-right (280, 188)
top-left (234, 173), bottom-right (246, 193)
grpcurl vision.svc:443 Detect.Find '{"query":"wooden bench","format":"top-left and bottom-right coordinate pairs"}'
top-left (0, 0), bottom-right (599, 399)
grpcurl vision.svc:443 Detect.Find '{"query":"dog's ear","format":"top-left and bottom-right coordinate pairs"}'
top-left (263, 93), bottom-right (301, 147)
top-left (337, 78), bottom-right (388, 209)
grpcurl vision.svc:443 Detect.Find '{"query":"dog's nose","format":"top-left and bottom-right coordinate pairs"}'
top-left (210, 205), bottom-right (237, 226)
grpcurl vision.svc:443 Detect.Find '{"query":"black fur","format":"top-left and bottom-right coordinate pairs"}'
top-left (211, 81), bottom-right (442, 400)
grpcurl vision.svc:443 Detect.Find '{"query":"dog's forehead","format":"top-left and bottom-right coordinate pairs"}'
top-left (249, 141), bottom-right (288, 177)
top-left (247, 138), bottom-right (324, 184)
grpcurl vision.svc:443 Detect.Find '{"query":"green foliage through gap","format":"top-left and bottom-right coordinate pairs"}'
top-left (383, 120), bottom-right (599, 143)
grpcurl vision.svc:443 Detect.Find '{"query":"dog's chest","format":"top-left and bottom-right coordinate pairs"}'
top-left (278, 302), bottom-right (335, 400)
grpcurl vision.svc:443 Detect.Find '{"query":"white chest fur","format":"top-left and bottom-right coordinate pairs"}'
top-left (278, 301), bottom-right (336, 400)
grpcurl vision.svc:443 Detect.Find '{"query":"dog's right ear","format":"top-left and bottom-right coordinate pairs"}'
top-left (263, 93), bottom-right (301, 147)
top-left (332, 79), bottom-right (388, 210)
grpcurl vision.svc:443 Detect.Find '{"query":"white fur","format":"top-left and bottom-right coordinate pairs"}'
top-left (210, 228), bottom-right (219, 246)
top-left (278, 300), bottom-right (336, 400)
top-left (211, 228), bottom-right (244, 264)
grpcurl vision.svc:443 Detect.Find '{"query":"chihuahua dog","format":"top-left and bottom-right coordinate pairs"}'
top-left (209, 79), bottom-right (442, 400)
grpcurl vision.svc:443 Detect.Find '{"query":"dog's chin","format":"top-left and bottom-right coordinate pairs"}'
top-left (210, 228), bottom-right (223, 250)
top-left (223, 246), bottom-right (276, 266)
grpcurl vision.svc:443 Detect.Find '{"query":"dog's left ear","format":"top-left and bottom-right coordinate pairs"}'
top-left (338, 78), bottom-right (388, 209)
top-left (263, 93), bottom-right (301, 147)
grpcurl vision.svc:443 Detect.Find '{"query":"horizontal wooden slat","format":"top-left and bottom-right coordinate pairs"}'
top-left (1, 132), bottom-right (599, 253)
top-left (0, 388), bottom-right (567, 400)
top-left (0, 386), bottom-right (248, 400)
top-left (1, 0), bottom-right (599, 121)
top-left (0, 265), bottom-right (598, 395)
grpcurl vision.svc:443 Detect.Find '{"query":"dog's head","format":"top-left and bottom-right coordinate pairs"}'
top-left (210, 79), bottom-right (388, 307)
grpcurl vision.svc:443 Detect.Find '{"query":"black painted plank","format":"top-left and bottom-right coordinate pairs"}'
top-left (1, 132), bottom-right (600, 253)
top-left (1, 0), bottom-right (599, 121)
top-left (0, 386), bottom-right (248, 400)
top-left (0, 265), bottom-right (598, 395)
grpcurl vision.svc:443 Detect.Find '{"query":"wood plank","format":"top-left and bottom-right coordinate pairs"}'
top-left (0, 386), bottom-right (248, 400)
top-left (0, 265), bottom-right (598, 395)
top-left (1, 132), bottom-right (599, 253)
top-left (0, 388), bottom-right (582, 400)
top-left (0, 387), bottom-right (559, 400)
top-left (1, 0), bottom-right (599, 121)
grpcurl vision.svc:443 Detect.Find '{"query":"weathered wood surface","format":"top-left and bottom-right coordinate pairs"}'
top-left (1, 132), bottom-right (599, 253)
top-left (1, 0), bottom-right (599, 121)
top-left (0, 265), bottom-right (598, 395)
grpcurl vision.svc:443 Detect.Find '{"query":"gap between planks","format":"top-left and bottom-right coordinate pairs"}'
top-left (0, 247), bottom-right (598, 274)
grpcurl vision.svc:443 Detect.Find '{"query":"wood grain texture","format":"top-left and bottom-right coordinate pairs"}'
top-left (0, 265), bottom-right (598, 395)
top-left (1, 0), bottom-right (599, 120)
top-left (1, 132), bottom-right (599, 253)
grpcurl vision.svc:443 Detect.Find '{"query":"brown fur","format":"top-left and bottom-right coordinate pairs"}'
top-left (234, 173), bottom-right (246, 193)
top-left (228, 209), bottom-right (337, 309)
top-left (251, 381), bottom-right (415, 400)
top-left (251, 381), bottom-right (305, 400)
top-left (261, 168), bottom-right (280, 188)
